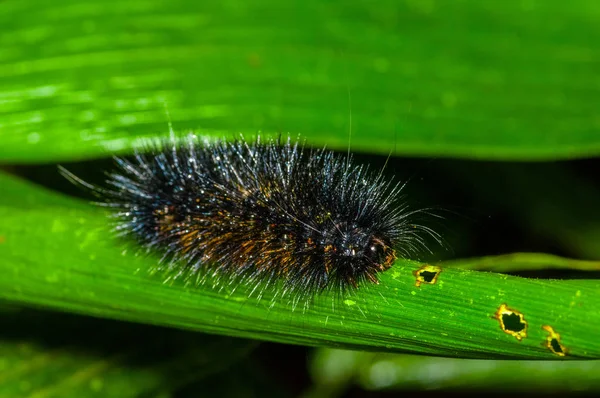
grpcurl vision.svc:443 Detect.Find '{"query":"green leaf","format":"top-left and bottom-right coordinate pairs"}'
top-left (1, 0), bottom-right (600, 163)
top-left (2, 2), bottom-right (600, 394)
top-left (308, 349), bottom-right (600, 394)
top-left (442, 252), bottom-right (600, 273)
top-left (1, 171), bottom-right (599, 359)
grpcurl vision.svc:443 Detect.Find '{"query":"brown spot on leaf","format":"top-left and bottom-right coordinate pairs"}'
top-left (413, 264), bottom-right (442, 287)
top-left (494, 304), bottom-right (527, 341)
top-left (542, 325), bottom-right (567, 357)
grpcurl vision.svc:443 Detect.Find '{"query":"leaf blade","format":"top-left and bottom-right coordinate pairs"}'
top-left (1, 0), bottom-right (600, 163)
top-left (1, 171), bottom-right (599, 359)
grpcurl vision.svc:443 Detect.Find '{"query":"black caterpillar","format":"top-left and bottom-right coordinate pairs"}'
top-left (62, 135), bottom-right (440, 302)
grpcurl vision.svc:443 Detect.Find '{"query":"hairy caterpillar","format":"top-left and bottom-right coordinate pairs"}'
top-left (62, 134), bottom-right (440, 303)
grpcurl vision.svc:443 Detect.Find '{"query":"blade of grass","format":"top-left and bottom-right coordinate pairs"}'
top-left (1, 0), bottom-right (600, 163)
top-left (308, 349), bottom-right (600, 393)
top-left (1, 171), bottom-right (599, 359)
top-left (441, 253), bottom-right (600, 272)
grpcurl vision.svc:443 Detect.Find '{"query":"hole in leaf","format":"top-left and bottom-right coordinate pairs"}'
top-left (542, 325), bottom-right (567, 357)
top-left (413, 264), bottom-right (442, 287)
top-left (550, 339), bottom-right (563, 353)
top-left (420, 271), bottom-right (437, 283)
top-left (502, 313), bottom-right (526, 333)
top-left (494, 304), bottom-right (527, 341)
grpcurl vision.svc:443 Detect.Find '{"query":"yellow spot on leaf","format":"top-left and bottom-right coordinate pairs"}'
top-left (413, 264), bottom-right (442, 287)
top-left (542, 325), bottom-right (567, 357)
top-left (494, 304), bottom-right (527, 341)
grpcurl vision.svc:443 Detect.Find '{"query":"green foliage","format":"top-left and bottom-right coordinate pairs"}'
top-left (1, 0), bottom-right (599, 395)
top-left (308, 349), bottom-right (600, 394)
top-left (2, 0), bottom-right (600, 163)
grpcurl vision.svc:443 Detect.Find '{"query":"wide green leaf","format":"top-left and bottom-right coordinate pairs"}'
top-left (1, 171), bottom-right (599, 359)
top-left (2, 0), bottom-right (600, 393)
top-left (308, 349), bottom-right (600, 394)
top-left (1, 0), bottom-right (600, 163)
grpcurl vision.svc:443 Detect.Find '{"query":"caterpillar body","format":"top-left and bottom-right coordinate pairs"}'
top-left (62, 135), bottom-right (439, 303)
